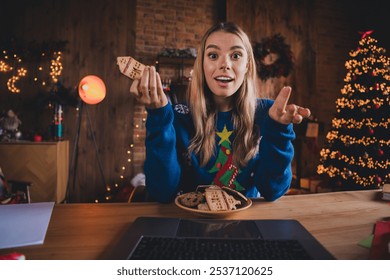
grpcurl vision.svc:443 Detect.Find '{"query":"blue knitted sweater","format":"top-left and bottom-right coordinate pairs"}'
top-left (144, 99), bottom-right (295, 203)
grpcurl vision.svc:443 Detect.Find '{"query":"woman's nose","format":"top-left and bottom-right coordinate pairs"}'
top-left (220, 56), bottom-right (231, 70)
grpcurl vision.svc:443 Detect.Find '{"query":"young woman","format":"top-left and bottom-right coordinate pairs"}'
top-left (129, 22), bottom-right (311, 203)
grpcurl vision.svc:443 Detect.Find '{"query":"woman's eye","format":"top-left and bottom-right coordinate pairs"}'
top-left (207, 53), bottom-right (218, 60)
top-left (232, 52), bottom-right (242, 60)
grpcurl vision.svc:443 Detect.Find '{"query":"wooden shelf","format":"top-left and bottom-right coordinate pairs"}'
top-left (155, 55), bottom-right (196, 82)
top-left (156, 56), bottom-right (196, 67)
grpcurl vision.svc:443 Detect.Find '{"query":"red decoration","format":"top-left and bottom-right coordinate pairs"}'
top-left (368, 128), bottom-right (374, 135)
top-left (374, 176), bottom-right (382, 184)
top-left (359, 30), bottom-right (374, 39)
top-left (34, 134), bottom-right (42, 142)
top-left (0, 253), bottom-right (25, 260)
top-left (378, 149), bottom-right (384, 156)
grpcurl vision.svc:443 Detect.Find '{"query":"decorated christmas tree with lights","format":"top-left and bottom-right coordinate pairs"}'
top-left (317, 31), bottom-right (390, 190)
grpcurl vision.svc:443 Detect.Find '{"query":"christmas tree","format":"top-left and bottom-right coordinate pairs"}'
top-left (208, 125), bottom-right (244, 191)
top-left (317, 31), bottom-right (390, 190)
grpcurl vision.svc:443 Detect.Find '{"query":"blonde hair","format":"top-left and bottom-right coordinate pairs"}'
top-left (187, 22), bottom-right (260, 167)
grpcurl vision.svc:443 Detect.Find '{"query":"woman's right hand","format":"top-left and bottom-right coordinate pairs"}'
top-left (129, 66), bottom-right (168, 109)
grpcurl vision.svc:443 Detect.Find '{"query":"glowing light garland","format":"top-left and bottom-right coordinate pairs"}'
top-left (50, 51), bottom-right (63, 83)
top-left (95, 108), bottom-right (148, 203)
top-left (317, 34), bottom-right (390, 189)
top-left (7, 67), bottom-right (27, 93)
top-left (94, 143), bottom-right (136, 203)
top-left (0, 41), bottom-right (66, 93)
top-left (332, 117), bottom-right (390, 130)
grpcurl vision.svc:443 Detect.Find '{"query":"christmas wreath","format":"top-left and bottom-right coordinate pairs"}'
top-left (253, 34), bottom-right (294, 80)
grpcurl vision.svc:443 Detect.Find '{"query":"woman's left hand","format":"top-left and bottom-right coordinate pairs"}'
top-left (268, 86), bottom-right (311, 125)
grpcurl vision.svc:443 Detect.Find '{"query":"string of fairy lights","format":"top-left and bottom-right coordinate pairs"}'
top-left (317, 34), bottom-right (390, 188)
top-left (0, 48), bottom-right (63, 93)
top-left (332, 117), bottom-right (390, 130)
top-left (95, 109), bottom-right (147, 203)
top-left (94, 143), bottom-right (135, 203)
top-left (0, 40), bottom-right (67, 92)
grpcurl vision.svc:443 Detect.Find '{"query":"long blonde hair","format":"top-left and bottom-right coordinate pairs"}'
top-left (187, 22), bottom-right (260, 168)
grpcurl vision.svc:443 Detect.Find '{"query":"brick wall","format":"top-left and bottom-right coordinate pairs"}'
top-left (131, 0), bottom-right (223, 174)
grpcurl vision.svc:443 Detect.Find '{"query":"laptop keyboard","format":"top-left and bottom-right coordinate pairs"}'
top-left (129, 236), bottom-right (312, 260)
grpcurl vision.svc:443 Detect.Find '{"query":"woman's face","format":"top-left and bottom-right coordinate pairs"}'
top-left (203, 31), bottom-right (248, 110)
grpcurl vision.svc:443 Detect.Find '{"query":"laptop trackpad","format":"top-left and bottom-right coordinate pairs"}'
top-left (177, 219), bottom-right (262, 239)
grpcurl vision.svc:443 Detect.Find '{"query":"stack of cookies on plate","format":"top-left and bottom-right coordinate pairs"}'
top-left (179, 185), bottom-right (245, 211)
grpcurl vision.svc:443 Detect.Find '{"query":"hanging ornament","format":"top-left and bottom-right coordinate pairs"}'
top-left (377, 149), bottom-right (384, 156)
top-left (363, 152), bottom-right (369, 159)
top-left (374, 103), bottom-right (380, 109)
top-left (368, 128), bottom-right (374, 135)
top-left (375, 83), bottom-right (379, 90)
top-left (374, 176), bottom-right (382, 184)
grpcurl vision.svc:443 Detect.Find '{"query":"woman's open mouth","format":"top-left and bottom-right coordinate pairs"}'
top-left (215, 76), bottom-right (234, 84)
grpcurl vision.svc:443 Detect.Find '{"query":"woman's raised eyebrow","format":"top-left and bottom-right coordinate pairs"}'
top-left (205, 44), bottom-right (244, 51)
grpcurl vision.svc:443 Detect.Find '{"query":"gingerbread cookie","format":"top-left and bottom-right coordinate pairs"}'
top-left (179, 192), bottom-right (204, 208)
top-left (204, 187), bottom-right (229, 211)
top-left (117, 56), bottom-right (145, 80)
top-left (204, 186), bottom-right (242, 211)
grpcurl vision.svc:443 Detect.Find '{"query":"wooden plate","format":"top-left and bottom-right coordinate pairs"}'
top-left (174, 186), bottom-right (252, 217)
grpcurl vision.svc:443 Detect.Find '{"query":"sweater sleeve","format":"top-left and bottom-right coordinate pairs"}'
top-left (254, 111), bottom-right (295, 201)
top-left (144, 103), bottom-right (181, 203)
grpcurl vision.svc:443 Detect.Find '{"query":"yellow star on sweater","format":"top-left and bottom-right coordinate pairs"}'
top-left (216, 125), bottom-right (233, 145)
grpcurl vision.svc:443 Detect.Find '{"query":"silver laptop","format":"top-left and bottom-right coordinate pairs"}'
top-left (108, 217), bottom-right (334, 260)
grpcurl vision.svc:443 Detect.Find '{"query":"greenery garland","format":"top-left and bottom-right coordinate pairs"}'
top-left (253, 34), bottom-right (294, 80)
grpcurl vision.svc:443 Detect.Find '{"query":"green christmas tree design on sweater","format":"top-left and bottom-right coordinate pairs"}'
top-left (208, 125), bottom-right (245, 191)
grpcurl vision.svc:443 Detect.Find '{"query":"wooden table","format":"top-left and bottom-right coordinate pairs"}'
top-left (0, 190), bottom-right (388, 260)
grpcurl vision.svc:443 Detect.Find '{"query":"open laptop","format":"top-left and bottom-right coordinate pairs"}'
top-left (108, 217), bottom-right (334, 260)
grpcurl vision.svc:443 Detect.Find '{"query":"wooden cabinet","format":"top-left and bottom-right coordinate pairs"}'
top-left (0, 141), bottom-right (69, 203)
